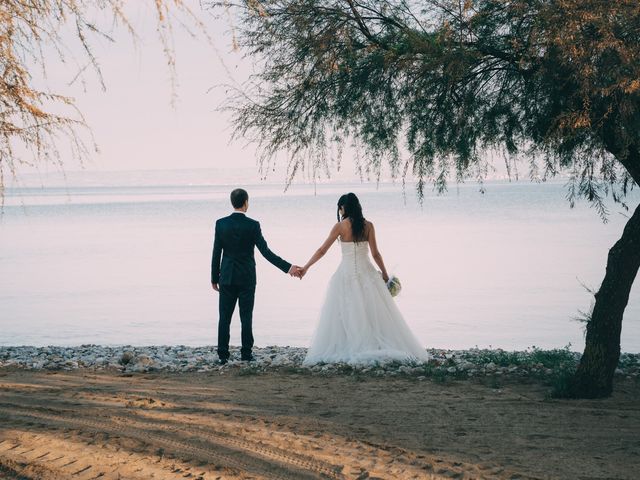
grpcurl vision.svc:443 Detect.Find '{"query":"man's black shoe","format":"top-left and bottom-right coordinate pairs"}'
top-left (219, 358), bottom-right (229, 365)
top-left (241, 355), bottom-right (255, 362)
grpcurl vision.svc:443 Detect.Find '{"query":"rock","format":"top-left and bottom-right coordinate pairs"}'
top-left (0, 346), bottom-right (636, 379)
top-left (458, 361), bottom-right (474, 370)
top-left (137, 354), bottom-right (154, 365)
top-left (119, 351), bottom-right (135, 365)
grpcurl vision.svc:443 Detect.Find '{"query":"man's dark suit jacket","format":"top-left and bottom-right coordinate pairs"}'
top-left (211, 212), bottom-right (291, 285)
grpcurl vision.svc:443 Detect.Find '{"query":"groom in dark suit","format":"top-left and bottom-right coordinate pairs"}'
top-left (211, 188), bottom-right (301, 364)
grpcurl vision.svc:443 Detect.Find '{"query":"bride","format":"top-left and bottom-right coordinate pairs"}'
top-left (300, 193), bottom-right (428, 365)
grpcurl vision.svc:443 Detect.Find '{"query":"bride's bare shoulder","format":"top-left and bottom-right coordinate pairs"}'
top-left (332, 220), bottom-right (347, 234)
top-left (337, 219), bottom-right (350, 229)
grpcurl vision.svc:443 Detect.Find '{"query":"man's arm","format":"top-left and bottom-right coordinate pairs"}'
top-left (211, 221), bottom-right (222, 289)
top-left (254, 222), bottom-right (293, 274)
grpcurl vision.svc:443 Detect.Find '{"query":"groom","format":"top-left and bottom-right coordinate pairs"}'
top-left (211, 188), bottom-right (301, 364)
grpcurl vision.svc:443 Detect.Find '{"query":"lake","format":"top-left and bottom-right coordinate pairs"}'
top-left (2, 170), bottom-right (639, 352)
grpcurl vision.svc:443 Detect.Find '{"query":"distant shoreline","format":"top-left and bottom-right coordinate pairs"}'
top-left (6, 167), bottom-right (573, 190)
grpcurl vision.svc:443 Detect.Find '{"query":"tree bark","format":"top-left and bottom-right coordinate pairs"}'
top-left (570, 196), bottom-right (640, 398)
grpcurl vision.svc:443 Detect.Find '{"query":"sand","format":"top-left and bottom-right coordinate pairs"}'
top-left (0, 369), bottom-right (638, 479)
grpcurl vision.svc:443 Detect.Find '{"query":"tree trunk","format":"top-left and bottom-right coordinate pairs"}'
top-left (569, 200), bottom-right (640, 398)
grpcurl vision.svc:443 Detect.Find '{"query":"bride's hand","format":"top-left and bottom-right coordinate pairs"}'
top-left (300, 266), bottom-right (308, 279)
top-left (382, 272), bottom-right (389, 283)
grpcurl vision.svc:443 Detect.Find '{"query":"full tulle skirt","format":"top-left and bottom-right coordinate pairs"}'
top-left (303, 242), bottom-right (428, 366)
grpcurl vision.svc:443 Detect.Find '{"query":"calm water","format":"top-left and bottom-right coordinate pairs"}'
top-left (2, 172), bottom-right (639, 351)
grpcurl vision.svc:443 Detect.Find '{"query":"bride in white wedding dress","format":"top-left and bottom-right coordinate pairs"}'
top-left (300, 193), bottom-right (428, 366)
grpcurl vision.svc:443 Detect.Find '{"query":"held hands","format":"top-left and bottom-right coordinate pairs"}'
top-left (288, 265), bottom-right (307, 279)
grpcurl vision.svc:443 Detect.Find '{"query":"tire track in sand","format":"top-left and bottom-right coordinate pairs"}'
top-left (0, 404), bottom-right (345, 480)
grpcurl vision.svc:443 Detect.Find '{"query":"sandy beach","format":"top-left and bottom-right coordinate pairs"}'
top-left (0, 366), bottom-right (638, 480)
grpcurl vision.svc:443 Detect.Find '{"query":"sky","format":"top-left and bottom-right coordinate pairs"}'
top-left (13, 0), bottom-right (515, 188)
top-left (14, 2), bottom-right (263, 182)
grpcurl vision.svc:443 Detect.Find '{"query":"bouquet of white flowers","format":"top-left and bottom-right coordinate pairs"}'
top-left (386, 275), bottom-right (402, 297)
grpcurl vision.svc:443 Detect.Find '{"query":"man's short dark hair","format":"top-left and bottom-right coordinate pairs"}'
top-left (230, 188), bottom-right (249, 209)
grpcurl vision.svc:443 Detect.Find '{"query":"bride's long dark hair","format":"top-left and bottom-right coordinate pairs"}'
top-left (337, 193), bottom-right (367, 241)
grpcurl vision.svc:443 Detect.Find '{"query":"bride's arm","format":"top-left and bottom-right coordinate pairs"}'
top-left (368, 222), bottom-right (389, 282)
top-left (301, 223), bottom-right (341, 275)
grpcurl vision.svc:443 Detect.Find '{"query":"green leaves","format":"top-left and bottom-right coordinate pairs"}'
top-left (220, 0), bottom-right (640, 208)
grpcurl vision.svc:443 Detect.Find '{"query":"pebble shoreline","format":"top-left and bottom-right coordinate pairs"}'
top-left (1, 345), bottom-right (639, 379)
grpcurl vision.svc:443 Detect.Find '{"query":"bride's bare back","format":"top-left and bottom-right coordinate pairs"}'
top-left (337, 218), bottom-right (371, 242)
top-left (302, 218), bottom-right (389, 282)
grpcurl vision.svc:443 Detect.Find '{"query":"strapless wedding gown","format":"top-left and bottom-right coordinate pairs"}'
top-left (303, 241), bottom-right (429, 365)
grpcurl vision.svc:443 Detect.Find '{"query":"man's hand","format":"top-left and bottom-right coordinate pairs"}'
top-left (288, 265), bottom-right (303, 279)
top-left (212, 283), bottom-right (219, 292)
